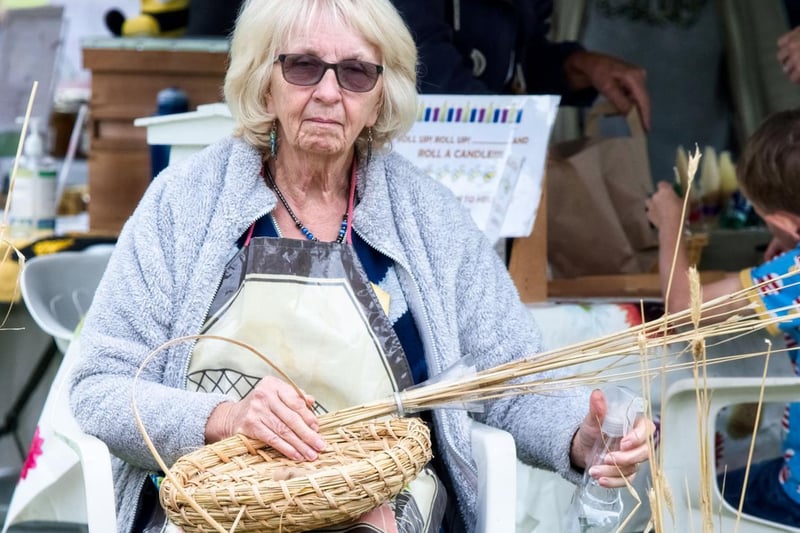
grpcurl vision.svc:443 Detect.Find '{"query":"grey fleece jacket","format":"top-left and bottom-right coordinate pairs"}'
top-left (69, 136), bottom-right (587, 533)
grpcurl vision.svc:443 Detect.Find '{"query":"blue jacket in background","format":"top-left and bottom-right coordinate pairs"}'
top-left (391, 0), bottom-right (596, 104)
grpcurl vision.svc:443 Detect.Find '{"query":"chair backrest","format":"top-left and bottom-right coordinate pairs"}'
top-left (4, 250), bottom-right (117, 532)
top-left (20, 248), bottom-right (113, 352)
top-left (660, 376), bottom-right (800, 532)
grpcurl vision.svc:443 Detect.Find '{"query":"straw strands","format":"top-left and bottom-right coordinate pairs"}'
top-left (134, 146), bottom-right (793, 532)
top-left (134, 273), bottom-right (793, 533)
top-left (321, 279), bottom-right (794, 431)
top-left (0, 82), bottom-right (37, 330)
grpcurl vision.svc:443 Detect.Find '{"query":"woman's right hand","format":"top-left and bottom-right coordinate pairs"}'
top-left (205, 376), bottom-right (327, 461)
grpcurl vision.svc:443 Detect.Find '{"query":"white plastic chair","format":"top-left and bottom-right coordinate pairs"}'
top-left (660, 376), bottom-right (800, 532)
top-left (3, 249), bottom-right (116, 533)
top-left (19, 246), bottom-right (114, 354)
top-left (471, 420), bottom-right (517, 532)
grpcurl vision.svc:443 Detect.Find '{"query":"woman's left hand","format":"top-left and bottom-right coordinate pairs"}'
top-left (570, 389), bottom-right (655, 488)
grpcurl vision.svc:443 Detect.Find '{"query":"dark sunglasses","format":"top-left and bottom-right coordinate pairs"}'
top-left (276, 53), bottom-right (384, 93)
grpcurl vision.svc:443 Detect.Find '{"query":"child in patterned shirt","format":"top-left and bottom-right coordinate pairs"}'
top-left (646, 109), bottom-right (800, 527)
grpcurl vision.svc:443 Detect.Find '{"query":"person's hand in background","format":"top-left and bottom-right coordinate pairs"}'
top-left (764, 236), bottom-right (790, 261)
top-left (778, 26), bottom-right (800, 84)
top-left (564, 50), bottom-right (651, 130)
top-left (646, 181), bottom-right (684, 235)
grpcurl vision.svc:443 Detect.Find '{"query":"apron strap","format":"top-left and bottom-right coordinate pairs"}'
top-left (243, 222), bottom-right (256, 247)
top-left (346, 162), bottom-right (358, 244)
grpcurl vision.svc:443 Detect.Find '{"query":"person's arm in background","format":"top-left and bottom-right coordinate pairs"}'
top-left (520, 0), bottom-right (652, 128)
top-left (392, 0), bottom-right (597, 98)
top-left (519, 0), bottom-right (591, 102)
top-left (646, 181), bottom-right (743, 317)
top-left (561, 49), bottom-right (650, 129)
top-left (778, 26), bottom-right (800, 84)
top-left (392, 0), bottom-right (650, 130)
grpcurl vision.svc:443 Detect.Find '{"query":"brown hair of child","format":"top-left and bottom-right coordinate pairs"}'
top-left (737, 109), bottom-right (800, 215)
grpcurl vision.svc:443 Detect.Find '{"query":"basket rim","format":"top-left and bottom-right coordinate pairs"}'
top-left (158, 417), bottom-right (432, 532)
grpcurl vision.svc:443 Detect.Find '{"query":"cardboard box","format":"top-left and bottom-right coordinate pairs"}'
top-left (82, 38), bottom-right (228, 233)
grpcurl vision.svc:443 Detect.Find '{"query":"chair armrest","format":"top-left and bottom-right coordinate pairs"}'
top-left (54, 429), bottom-right (116, 531)
top-left (470, 420), bottom-right (516, 533)
top-left (661, 376), bottom-right (800, 532)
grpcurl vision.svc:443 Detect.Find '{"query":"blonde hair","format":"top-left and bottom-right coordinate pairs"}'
top-left (223, 0), bottom-right (418, 156)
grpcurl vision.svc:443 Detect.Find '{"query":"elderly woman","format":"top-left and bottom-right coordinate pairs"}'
top-left (70, 0), bottom-right (652, 531)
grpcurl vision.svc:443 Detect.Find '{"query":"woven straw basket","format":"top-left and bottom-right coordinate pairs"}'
top-left (135, 336), bottom-right (434, 532)
top-left (159, 416), bottom-right (432, 532)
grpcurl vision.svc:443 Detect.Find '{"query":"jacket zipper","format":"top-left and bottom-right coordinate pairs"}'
top-left (126, 211), bottom-right (268, 532)
top-left (181, 209), bottom-right (271, 389)
top-left (352, 226), bottom-right (477, 486)
top-left (126, 476), bottom-right (148, 533)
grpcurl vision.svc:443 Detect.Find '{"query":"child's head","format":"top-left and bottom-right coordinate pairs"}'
top-left (737, 109), bottom-right (800, 216)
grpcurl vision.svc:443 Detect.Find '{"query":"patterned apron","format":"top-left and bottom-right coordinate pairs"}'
top-left (180, 231), bottom-right (446, 532)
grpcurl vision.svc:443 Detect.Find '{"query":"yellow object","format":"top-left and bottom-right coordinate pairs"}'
top-left (0, 237), bottom-right (29, 304)
top-left (0, 232), bottom-right (61, 303)
top-left (674, 145), bottom-right (689, 194)
top-left (718, 150), bottom-right (738, 197)
top-left (106, 0), bottom-right (190, 38)
top-left (3, 0), bottom-right (48, 8)
top-left (699, 145), bottom-right (720, 209)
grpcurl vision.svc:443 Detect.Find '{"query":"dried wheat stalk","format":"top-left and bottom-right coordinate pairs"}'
top-left (0, 81), bottom-right (38, 330)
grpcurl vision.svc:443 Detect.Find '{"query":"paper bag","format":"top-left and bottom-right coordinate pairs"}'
top-left (547, 101), bottom-right (658, 278)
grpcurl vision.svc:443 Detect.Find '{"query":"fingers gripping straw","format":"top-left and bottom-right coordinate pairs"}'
top-left (566, 385), bottom-right (644, 533)
top-left (393, 354), bottom-right (485, 416)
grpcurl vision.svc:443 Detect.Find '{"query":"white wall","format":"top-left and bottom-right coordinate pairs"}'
top-left (53, 0), bottom-right (140, 86)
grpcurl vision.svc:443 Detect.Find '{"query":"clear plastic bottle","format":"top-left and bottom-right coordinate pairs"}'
top-left (565, 386), bottom-right (644, 533)
top-left (8, 117), bottom-right (58, 238)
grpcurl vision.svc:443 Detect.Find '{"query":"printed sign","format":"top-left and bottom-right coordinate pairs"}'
top-left (393, 94), bottom-right (560, 242)
top-left (394, 94), bottom-right (559, 241)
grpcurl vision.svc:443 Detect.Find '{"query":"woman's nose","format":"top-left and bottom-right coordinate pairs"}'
top-left (314, 68), bottom-right (342, 100)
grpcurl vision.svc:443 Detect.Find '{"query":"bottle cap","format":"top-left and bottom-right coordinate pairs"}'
top-left (16, 116), bottom-right (45, 158)
top-left (601, 385), bottom-right (643, 437)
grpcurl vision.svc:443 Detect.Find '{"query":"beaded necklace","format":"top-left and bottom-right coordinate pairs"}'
top-left (263, 163), bottom-right (349, 244)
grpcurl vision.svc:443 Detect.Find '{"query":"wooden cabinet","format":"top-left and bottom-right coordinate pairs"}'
top-left (82, 37), bottom-right (228, 232)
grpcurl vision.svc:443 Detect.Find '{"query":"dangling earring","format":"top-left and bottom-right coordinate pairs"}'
top-left (366, 127), bottom-right (373, 167)
top-left (270, 121), bottom-right (278, 159)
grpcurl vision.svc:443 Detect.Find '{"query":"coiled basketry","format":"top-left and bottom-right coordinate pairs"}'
top-left (159, 416), bottom-right (431, 532)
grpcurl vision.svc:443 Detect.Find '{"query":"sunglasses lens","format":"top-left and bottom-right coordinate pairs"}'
top-left (280, 54), bottom-right (381, 92)
top-left (338, 60), bottom-right (380, 92)
top-left (282, 55), bottom-right (325, 85)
